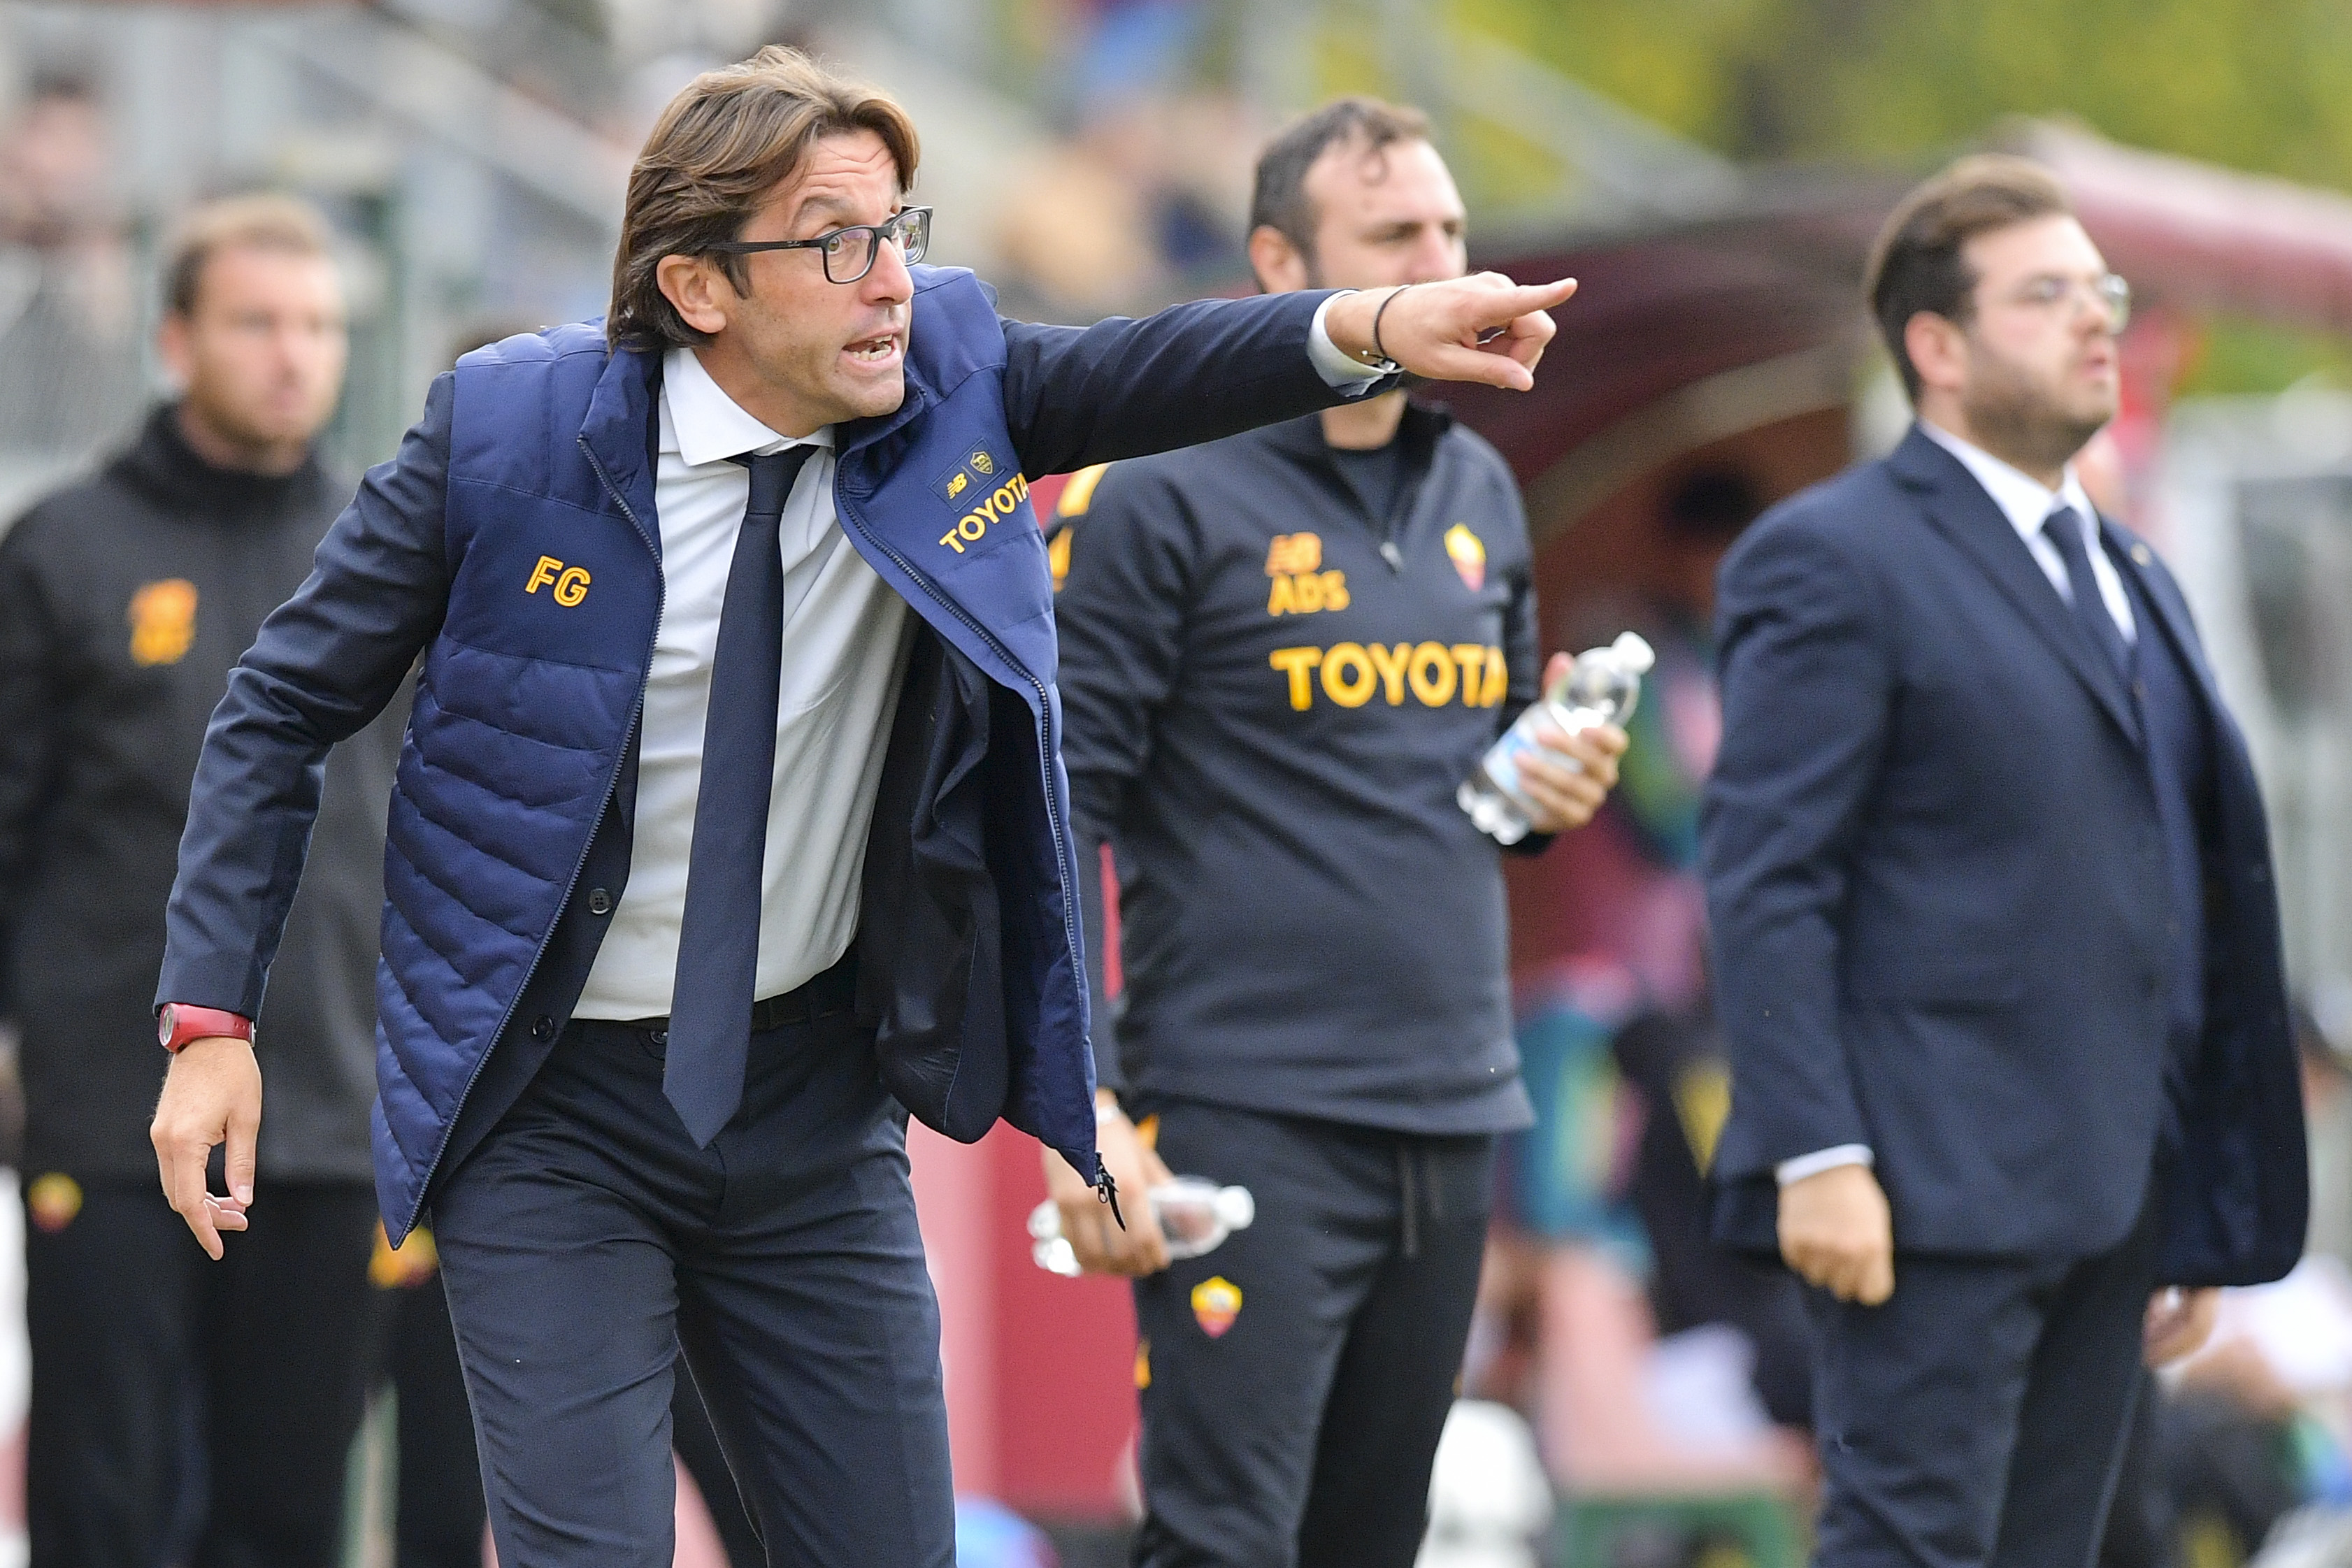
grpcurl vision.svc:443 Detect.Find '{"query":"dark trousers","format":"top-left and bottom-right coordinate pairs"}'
top-left (1131, 1100), bottom-right (1494, 1568)
top-left (24, 1177), bottom-right (380, 1568)
top-left (1807, 1193), bottom-right (2159, 1568)
top-left (673, 1367), bottom-right (766, 1568)
top-left (382, 1267), bottom-right (763, 1568)
top-left (431, 1007), bottom-right (954, 1568)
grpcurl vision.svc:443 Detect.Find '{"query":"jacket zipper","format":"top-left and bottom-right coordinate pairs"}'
top-left (397, 436), bottom-right (664, 1235)
top-left (836, 488), bottom-right (1114, 1209)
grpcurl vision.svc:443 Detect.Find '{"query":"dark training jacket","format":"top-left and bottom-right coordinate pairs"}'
top-left (156, 268), bottom-right (1375, 1239)
top-left (0, 405), bottom-right (394, 1181)
top-left (1054, 406), bottom-right (1545, 1135)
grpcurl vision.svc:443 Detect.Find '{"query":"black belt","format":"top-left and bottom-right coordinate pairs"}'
top-left (580, 953), bottom-right (857, 1044)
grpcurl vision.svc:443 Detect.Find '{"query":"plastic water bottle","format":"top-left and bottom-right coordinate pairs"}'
top-left (1028, 1178), bottom-right (1256, 1276)
top-left (1458, 631), bottom-right (1654, 846)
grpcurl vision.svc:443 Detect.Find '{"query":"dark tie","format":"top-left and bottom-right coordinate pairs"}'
top-left (2042, 505), bottom-right (2131, 679)
top-left (664, 445), bottom-right (816, 1146)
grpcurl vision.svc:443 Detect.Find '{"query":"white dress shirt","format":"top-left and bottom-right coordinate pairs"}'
top-left (1775, 421), bottom-right (2132, 1188)
top-left (577, 302), bottom-right (1383, 1020)
top-left (1919, 419), bottom-right (2134, 643)
top-left (573, 348), bottom-right (913, 1018)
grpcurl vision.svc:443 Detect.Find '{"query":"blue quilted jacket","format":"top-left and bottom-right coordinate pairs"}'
top-left (158, 267), bottom-right (1360, 1239)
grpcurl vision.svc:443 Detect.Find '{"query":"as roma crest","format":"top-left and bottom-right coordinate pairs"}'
top-left (1444, 524), bottom-right (1486, 591)
top-left (1190, 1275), bottom-right (1242, 1339)
top-left (27, 1172), bottom-right (81, 1235)
top-left (128, 578), bottom-right (199, 666)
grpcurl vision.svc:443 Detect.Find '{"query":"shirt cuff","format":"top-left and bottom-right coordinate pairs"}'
top-left (1307, 292), bottom-right (1387, 396)
top-left (1775, 1144), bottom-right (1875, 1186)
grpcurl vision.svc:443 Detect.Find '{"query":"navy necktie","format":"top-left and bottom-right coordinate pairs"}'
top-left (2042, 505), bottom-right (2132, 680)
top-left (665, 445), bottom-right (816, 1146)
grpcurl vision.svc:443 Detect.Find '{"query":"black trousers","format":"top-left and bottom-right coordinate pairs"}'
top-left (1131, 1100), bottom-right (1494, 1568)
top-left (431, 1007), bottom-right (954, 1568)
top-left (1807, 1193), bottom-right (2160, 1568)
top-left (24, 1177), bottom-right (380, 1568)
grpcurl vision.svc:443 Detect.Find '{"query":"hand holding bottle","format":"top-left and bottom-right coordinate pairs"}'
top-left (1032, 1178), bottom-right (1256, 1278)
top-left (1461, 633), bottom-right (1645, 844)
top-left (1511, 667), bottom-right (1626, 834)
top-left (1039, 1093), bottom-right (1173, 1276)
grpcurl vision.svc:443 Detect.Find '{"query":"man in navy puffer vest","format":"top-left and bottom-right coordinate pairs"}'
top-left (145, 47), bottom-right (1578, 1567)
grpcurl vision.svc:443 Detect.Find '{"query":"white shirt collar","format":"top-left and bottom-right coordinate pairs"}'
top-left (1918, 419), bottom-right (2100, 548)
top-left (659, 346), bottom-right (834, 468)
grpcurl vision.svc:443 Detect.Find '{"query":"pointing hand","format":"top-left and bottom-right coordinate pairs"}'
top-left (1324, 273), bottom-right (1578, 392)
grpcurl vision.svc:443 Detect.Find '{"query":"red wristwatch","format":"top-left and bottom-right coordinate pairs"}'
top-left (157, 1004), bottom-right (254, 1054)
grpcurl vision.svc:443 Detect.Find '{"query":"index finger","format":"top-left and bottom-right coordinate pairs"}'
top-left (1450, 278), bottom-right (1575, 337)
top-left (1481, 276), bottom-right (1577, 320)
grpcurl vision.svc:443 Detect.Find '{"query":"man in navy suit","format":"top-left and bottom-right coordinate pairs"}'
top-left (1704, 155), bottom-right (2307, 1568)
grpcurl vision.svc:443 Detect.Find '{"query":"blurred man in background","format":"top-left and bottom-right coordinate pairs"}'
top-left (0, 71), bottom-right (143, 465)
top-left (1047, 98), bottom-right (1623, 1567)
top-left (1705, 156), bottom-right (2307, 1568)
top-left (0, 194), bottom-right (389, 1567)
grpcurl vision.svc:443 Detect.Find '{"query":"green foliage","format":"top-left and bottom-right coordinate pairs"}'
top-left (1433, 0), bottom-right (2352, 186)
top-left (2181, 319), bottom-right (2352, 398)
top-left (1270, 0), bottom-right (2352, 387)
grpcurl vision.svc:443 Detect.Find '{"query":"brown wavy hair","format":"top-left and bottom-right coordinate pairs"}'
top-left (608, 45), bottom-right (920, 351)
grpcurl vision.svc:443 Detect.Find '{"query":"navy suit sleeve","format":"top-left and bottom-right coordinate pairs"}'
top-left (157, 374), bottom-right (455, 1018)
top-left (1700, 515), bottom-right (1891, 1179)
top-left (1054, 465), bottom-right (1200, 1095)
top-left (1001, 291), bottom-right (1381, 479)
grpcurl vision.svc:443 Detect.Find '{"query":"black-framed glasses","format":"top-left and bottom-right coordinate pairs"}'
top-left (705, 206), bottom-right (932, 285)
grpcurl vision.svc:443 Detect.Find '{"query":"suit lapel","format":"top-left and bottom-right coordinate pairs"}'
top-left (1891, 428), bottom-right (2140, 745)
top-left (2104, 520), bottom-right (2221, 711)
top-left (2106, 516), bottom-right (2274, 798)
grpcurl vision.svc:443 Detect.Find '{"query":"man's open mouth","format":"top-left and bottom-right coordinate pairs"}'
top-left (845, 333), bottom-right (901, 364)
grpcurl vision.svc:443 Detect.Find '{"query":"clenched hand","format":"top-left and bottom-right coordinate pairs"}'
top-left (1779, 1162), bottom-right (1895, 1306)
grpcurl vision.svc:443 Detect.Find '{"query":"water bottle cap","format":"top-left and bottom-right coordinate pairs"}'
top-left (1216, 1186), bottom-right (1256, 1231)
top-left (1609, 631), bottom-right (1656, 674)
